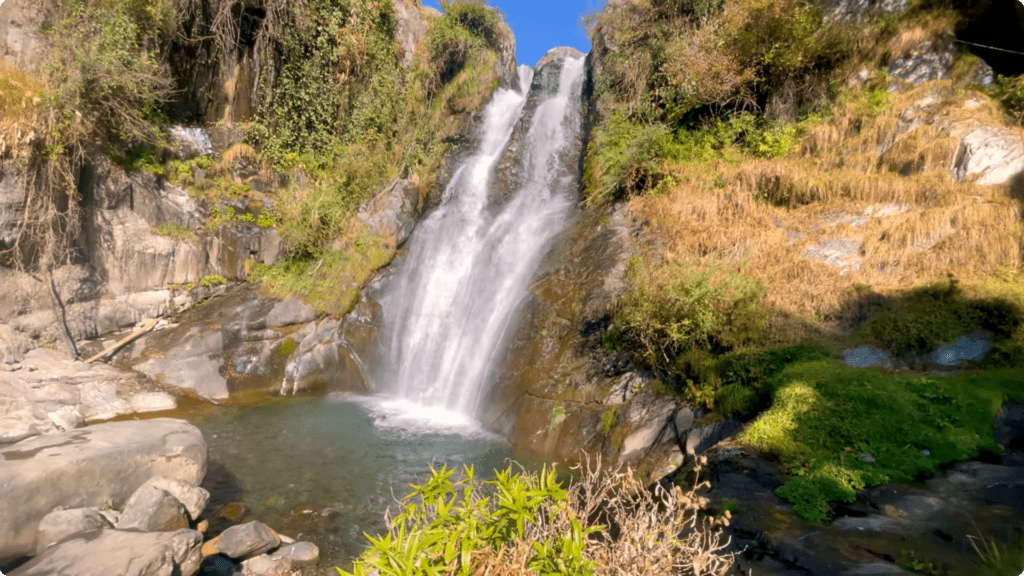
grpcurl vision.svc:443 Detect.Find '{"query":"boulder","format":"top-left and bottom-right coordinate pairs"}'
top-left (887, 39), bottom-right (955, 85)
top-left (0, 418), bottom-right (207, 563)
top-left (241, 554), bottom-right (293, 576)
top-left (140, 476), bottom-right (211, 521)
top-left (270, 541), bottom-right (319, 566)
top-left (10, 528), bottom-right (203, 576)
top-left (136, 328), bottom-right (230, 401)
top-left (129, 392), bottom-right (178, 413)
top-left (265, 299), bottom-right (316, 329)
top-left (35, 508), bottom-right (111, 555)
top-left (202, 521), bottom-right (281, 560)
top-left (951, 125), bottom-right (1024, 186)
top-left (357, 176), bottom-right (421, 248)
top-left (115, 484), bottom-right (190, 532)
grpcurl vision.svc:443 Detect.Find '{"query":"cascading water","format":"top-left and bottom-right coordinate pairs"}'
top-left (370, 54), bottom-right (587, 422)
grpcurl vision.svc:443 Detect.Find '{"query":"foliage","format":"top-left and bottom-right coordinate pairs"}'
top-left (607, 257), bottom-right (767, 383)
top-left (152, 223), bottom-right (195, 243)
top-left (986, 74), bottom-right (1024, 125)
top-left (251, 233), bottom-right (394, 316)
top-left (969, 529), bottom-right (1024, 576)
top-left (198, 274), bottom-right (226, 288)
top-left (278, 337), bottom-right (298, 357)
top-left (740, 361), bottom-right (1024, 521)
top-left (584, 114), bottom-right (676, 202)
top-left (853, 275), bottom-right (1024, 357)
top-left (338, 458), bottom-right (736, 576)
top-left (43, 0), bottom-right (175, 145)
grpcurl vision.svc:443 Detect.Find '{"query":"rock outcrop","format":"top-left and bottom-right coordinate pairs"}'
top-left (10, 528), bottom-right (204, 576)
top-left (0, 418), bottom-right (207, 563)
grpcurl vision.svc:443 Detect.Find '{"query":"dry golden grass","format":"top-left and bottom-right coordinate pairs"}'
top-left (634, 80), bottom-right (1024, 343)
top-left (0, 66), bottom-right (44, 157)
top-left (883, 10), bottom-right (959, 64)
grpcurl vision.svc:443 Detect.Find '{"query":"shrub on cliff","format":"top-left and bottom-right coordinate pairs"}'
top-left (337, 458), bottom-right (735, 576)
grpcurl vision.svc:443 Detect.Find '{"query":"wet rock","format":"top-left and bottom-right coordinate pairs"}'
top-left (265, 299), bottom-right (315, 329)
top-left (35, 508), bottom-right (110, 555)
top-left (136, 329), bottom-right (229, 401)
top-left (685, 419), bottom-right (744, 457)
top-left (116, 484), bottom-right (190, 532)
top-left (270, 541), bottom-right (319, 566)
top-left (241, 554), bottom-right (293, 576)
top-left (10, 528), bottom-right (203, 576)
top-left (357, 176), bottom-right (421, 248)
top-left (951, 125), bottom-right (1024, 186)
top-left (217, 502), bottom-right (249, 522)
top-left (887, 39), bottom-right (955, 86)
top-left (0, 418), bottom-right (207, 563)
top-left (169, 126), bottom-right (214, 159)
top-left (842, 345), bottom-right (894, 369)
top-left (202, 521), bottom-right (281, 560)
top-left (200, 554), bottom-right (244, 576)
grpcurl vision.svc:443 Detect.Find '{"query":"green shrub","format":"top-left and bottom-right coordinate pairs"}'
top-left (198, 274), bottom-right (226, 288)
top-left (987, 74), bottom-right (1024, 125)
top-left (741, 361), bottom-right (1023, 521)
top-left (278, 337), bottom-right (298, 357)
top-left (43, 0), bottom-right (175, 145)
top-left (607, 257), bottom-right (767, 379)
top-left (152, 223), bottom-right (195, 243)
top-left (853, 276), bottom-right (1024, 357)
top-left (584, 114), bottom-right (675, 202)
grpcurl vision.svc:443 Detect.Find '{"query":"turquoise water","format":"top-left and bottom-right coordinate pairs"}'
top-left (191, 394), bottom-right (515, 573)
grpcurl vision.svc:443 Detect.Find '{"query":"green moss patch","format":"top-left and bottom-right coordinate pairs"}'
top-left (740, 360), bottom-right (1024, 521)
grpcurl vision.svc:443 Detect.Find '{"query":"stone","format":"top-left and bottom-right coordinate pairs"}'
top-left (0, 418), bottom-right (207, 563)
top-left (825, 0), bottom-right (911, 21)
top-left (35, 508), bottom-right (110, 555)
top-left (393, 0), bottom-right (426, 69)
top-left (241, 554), bottom-right (293, 576)
top-left (116, 484), bottom-right (190, 532)
top-left (129, 392), bottom-right (178, 413)
top-left (685, 419), bottom-right (743, 456)
top-left (357, 176), bottom-right (421, 247)
top-left (79, 380), bottom-right (134, 421)
top-left (141, 476), bottom-right (210, 521)
top-left (270, 541), bottom-right (319, 566)
top-left (136, 329), bottom-right (229, 401)
top-left (169, 126), bottom-right (214, 159)
top-left (204, 521), bottom-right (281, 560)
top-left (0, 323), bottom-right (30, 366)
top-left (802, 238), bottom-right (862, 273)
top-left (842, 345), bottom-right (893, 369)
top-left (265, 299), bottom-right (316, 329)
top-left (10, 528), bottom-right (203, 576)
top-left (217, 501), bottom-right (249, 522)
top-left (887, 39), bottom-right (955, 85)
top-left (951, 125), bottom-right (1024, 186)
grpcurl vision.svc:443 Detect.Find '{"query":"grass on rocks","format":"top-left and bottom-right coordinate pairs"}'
top-left (739, 361), bottom-right (1024, 521)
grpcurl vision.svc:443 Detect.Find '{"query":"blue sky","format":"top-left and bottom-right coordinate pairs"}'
top-left (422, 1), bottom-right (606, 68)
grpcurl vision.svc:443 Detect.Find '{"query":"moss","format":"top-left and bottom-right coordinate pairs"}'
top-left (740, 361), bottom-right (1024, 521)
top-left (152, 223), bottom-right (196, 243)
top-left (278, 337), bottom-right (298, 357)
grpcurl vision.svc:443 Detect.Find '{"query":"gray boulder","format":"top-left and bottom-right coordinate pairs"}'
top-left (241, 554), bottom-right (293, 576)
top-left (270, 541), bottom-right (320, 566)
top-left (0, 418), bottom-right (207, 563)
top-left (357, 176), bottom-right (421, 247)
top-left (10, 528), bottom-right (203, 576)
top-left (887, 39), bottom-right (955, 86)
top-left (203, 521), bottom-right (281, 560)
top-left (116, 484), bottom-right (190, 532)
top-left (951, 125), bottom-right (1024, 186)
top-left (35, 508), bottom-right (111, 555)
top-left (265, 298), bottom-right (315, 329)
top-left (141, 476), bottom-right (211, 521)
top-left (136, 328), bottom-right (230, 401)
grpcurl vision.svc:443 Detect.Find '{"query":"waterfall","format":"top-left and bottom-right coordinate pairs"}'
top-left (370, 53), bottom-right (587, 421)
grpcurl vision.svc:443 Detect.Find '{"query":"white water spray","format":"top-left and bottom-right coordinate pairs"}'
top-left (371, 54), bottom-right (587, 420)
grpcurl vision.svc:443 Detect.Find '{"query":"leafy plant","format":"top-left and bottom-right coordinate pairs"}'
top-left (197, 274), bottom-right (226, 288)
top-left (152, 223), bottom-right (195, 243)
top-left (338, 457), bottom-right (736, 576)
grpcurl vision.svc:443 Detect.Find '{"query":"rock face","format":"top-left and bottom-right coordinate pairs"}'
top-left (392, 0), bottom-right (427, 69)
top-left (0, 158), bottom-right (29, 249)
top-left (357, 176), bottom-right (422, 248)
top-left (0, 347), bottom-right (161, 444)
top-left (0, 418), bottom-right (207, 563)
top-left (703, 435), bottom-right (1024, 576)
top-left (0, 0), bottom-right (46, 68)
top-left (35, 508), bottom-right (111, 555)
top-left (950, 125), bottom-right (1024, 185)
top-left (825, 0), bottom-right (912, 21)
top-left (10, 528), bottom-right (203, 576)
top-left (887, 38), bottom-right (956, 86)
top-left (116, 484), bottom-right (190, 532)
